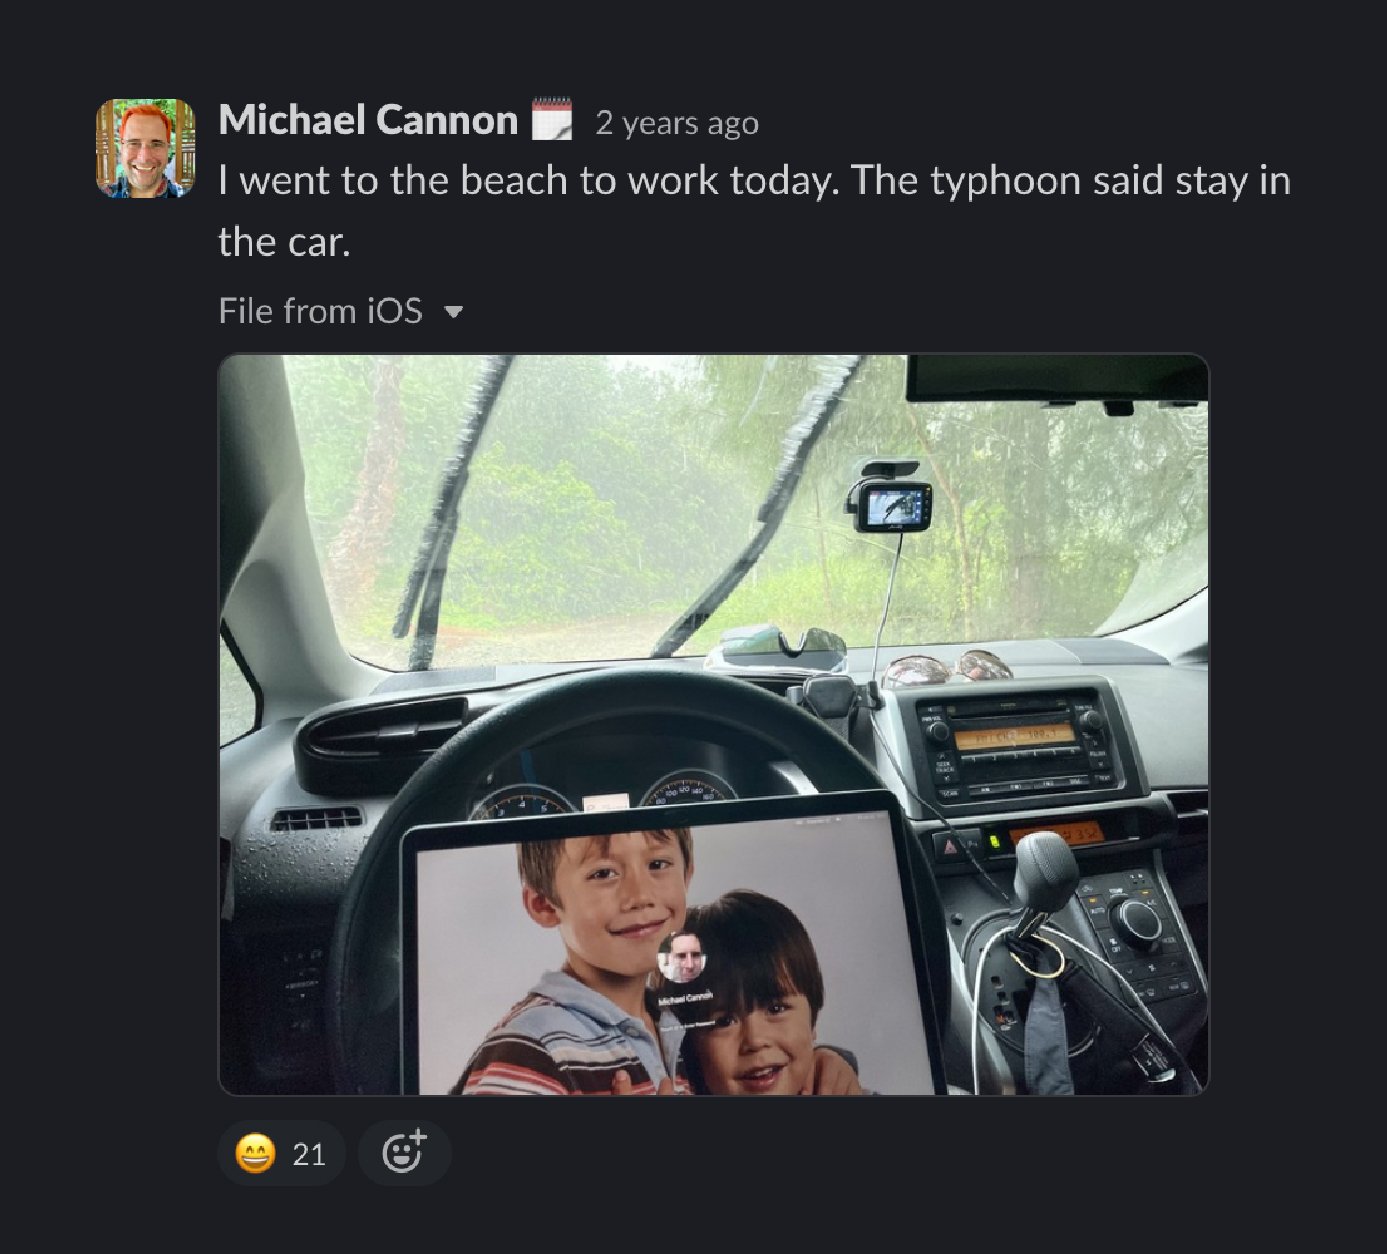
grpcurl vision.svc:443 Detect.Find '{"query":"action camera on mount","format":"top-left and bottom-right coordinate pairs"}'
top-left (845, 458), bottom-right (933, 533)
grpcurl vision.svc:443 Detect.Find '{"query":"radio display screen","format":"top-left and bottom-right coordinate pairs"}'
top-left (1009, 819), bottom-right (1105, 848)
top-left (955, 722), bottom-right (1076, 752)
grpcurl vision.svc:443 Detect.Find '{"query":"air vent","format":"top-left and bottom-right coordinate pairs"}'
top-left (1167, 789), bottom-right (1209, 838)
top-left (294, 693), bottom-right (471, 796)
top-left (270, 806), bottom-right (364, 832)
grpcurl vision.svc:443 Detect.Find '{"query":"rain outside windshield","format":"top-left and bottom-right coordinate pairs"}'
top-left (283, 354), bottom-right (1208, 670)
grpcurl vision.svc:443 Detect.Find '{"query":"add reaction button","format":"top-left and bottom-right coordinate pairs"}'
top-left (360, 1121), bottom-right (451, 1186)
top-left (219, 1121), bottom-right (345, 1186)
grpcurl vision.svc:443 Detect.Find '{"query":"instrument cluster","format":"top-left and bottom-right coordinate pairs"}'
top-left (470, 767), bottom-right (738, 819)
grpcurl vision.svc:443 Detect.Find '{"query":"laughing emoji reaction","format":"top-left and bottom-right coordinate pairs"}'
top-left (235, 1133), bottom-right (276, 1174)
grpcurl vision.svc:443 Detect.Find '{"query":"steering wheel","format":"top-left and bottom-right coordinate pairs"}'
top-left (326, 664), bottom-right (947, 1093)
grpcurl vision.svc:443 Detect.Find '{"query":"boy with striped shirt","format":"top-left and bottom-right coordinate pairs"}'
top-left (451, 826), bottom-right (697, 1095)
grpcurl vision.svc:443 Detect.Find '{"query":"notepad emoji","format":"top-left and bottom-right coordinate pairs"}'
top-left (532, 96), bottom-right (572, 140)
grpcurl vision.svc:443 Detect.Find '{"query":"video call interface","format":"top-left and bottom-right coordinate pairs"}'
top-left (403, 799), bottom-right (942, 1096)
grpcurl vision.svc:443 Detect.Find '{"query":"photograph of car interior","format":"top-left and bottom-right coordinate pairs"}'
top-left (219, 352), bottom-right (1209, 1097)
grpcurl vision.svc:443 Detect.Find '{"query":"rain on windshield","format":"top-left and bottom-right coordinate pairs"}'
top-left (283, 354), bottom-right (1208, 670)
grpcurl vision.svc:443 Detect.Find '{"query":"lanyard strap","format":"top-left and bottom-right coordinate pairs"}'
top-left (1009, 935), bottom-right (1075, 1095)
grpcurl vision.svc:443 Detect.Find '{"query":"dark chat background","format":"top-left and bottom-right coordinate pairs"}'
top-left (51, 24), bottom-right (1347, 1217)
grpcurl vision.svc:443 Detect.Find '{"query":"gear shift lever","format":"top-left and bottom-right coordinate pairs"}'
top-left (1007, 831), bottom-right (1079, 1094)
top-left (1011, 830), bottom-right (1079, 942)
top-left (1008, 831), bottom-right (1199, 1092)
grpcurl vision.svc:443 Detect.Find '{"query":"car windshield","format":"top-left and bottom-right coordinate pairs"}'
top-left (283, 353), bottom-right (1207, 670)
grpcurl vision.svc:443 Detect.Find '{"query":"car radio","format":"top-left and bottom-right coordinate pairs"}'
top-left (894, 679), bottom-right (1146, 814)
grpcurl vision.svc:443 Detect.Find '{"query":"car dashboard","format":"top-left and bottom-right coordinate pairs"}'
top-left (219, 636), bottom-right (1209, 1096)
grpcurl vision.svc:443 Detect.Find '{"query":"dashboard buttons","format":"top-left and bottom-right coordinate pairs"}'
top-left (933, 827), bottom-right (983, 862)
top-left (1112, 898), bottom-right (1163, 949)
top-left (930, 753), bottom-right (959, 781)
top-left (1079, 893), bottom-right (1110, 927)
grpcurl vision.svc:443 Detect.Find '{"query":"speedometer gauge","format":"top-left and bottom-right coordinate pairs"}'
top-left (640, 769), bottom-right (738, 807)
top-left (471, 784), bottom-right (575, 820)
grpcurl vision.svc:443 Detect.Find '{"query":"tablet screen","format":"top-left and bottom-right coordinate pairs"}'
top-left (402, 790), bottom-right (945, 1095)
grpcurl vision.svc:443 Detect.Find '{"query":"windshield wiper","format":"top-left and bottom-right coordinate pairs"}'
top-left (393, 354), bottom-right (515, 670)
top-left (651, 354), bottom-right (865, 658)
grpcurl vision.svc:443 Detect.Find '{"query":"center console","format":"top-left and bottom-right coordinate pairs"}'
top-left (871, 676), bottom-right (1209, 1093)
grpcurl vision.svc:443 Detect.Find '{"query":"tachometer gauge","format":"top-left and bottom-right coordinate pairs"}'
top-left (640, 769), bottom-right (737, 807)
top-left (470, 784), bottom-right (575, 820)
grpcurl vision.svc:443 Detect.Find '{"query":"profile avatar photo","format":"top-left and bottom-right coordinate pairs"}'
top-left (658, 930), bottom-right (707, 984)
top-left (95, 99), bottom-right (195, 198)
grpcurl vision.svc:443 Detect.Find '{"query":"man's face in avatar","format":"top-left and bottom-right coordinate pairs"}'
top-left (121, 114), bottom-right (170, 195)
top-left (669, 933), bottom-right (705, 983)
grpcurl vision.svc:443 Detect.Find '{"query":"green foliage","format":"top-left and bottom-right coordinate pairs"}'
top-left (114, 98), bottom-right (179, 121)
top-left (445, 448), bottom-right (656, 626)
top-left (283, 355), bottom-right (1209, 665)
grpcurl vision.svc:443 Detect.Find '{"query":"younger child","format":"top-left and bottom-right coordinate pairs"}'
top-left (451, 826), bottom-right (697, 1095)
top-left (665, 888), bottom-right (865, 1095)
